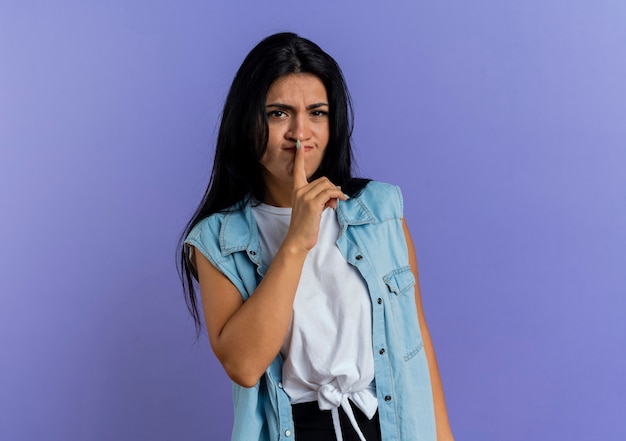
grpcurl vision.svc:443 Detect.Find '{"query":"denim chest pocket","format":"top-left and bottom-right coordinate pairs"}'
top-left (383, 267), bottom-right (424, 361)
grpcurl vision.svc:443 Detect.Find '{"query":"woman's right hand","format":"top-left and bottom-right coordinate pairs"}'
top-left (284, 141), bottom-right (348, 252)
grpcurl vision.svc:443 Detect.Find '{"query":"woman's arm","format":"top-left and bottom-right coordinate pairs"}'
top-left (402, 219), bottom-right (455, 440)
top-left (194, 242), bottom-right (305, 388)
top-left (194, 144), bottom-right (346, 388)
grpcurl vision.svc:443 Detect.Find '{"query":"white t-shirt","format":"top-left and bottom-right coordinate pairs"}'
top-left (251, 202), bottom-right (377, 440)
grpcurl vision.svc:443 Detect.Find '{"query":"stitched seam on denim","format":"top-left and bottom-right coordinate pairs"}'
top-left (403, 342), bottom-right (424, 361)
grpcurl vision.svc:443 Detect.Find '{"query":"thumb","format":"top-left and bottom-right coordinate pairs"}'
top-left (293, 139), bottom-right (307, 190)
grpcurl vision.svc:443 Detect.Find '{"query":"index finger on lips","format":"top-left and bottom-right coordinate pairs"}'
top-left (293, 139), bottom-right (308, 190)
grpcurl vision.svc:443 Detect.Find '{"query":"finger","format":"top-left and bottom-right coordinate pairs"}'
top-left (308, 185), bottom-right (347, 209)
top-left (292, 139), bottom-right (308, 190)
top-left (305, 178), bottom-right (349, 202)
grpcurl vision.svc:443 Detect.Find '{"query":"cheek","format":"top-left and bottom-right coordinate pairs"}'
top-left (267, 123), bottom-right (284, 142)
top-left (260, 147), bottom-right (289, 174)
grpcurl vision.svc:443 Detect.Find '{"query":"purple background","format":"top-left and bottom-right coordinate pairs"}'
top-left (1, 1), bottom-right (625, 440)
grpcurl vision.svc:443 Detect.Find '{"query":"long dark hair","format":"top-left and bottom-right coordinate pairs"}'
top-left (178, 32), bottom-right (369, 333)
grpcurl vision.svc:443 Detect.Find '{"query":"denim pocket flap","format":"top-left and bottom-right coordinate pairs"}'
top-left (383, 266), bottom-right (415, 296)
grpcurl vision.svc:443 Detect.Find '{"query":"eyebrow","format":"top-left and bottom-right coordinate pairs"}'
top-left (265, 102), bottom-right (329, 110)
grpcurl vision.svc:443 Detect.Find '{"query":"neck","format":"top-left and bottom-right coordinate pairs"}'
top-left (261, 178), bottom-right (292, 208)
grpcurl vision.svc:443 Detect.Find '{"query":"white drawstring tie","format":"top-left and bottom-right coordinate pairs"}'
top-left (317, 382), bottom-right (378, 441)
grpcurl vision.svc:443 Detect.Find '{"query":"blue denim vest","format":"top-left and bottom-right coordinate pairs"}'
top-left (186, 181), bottom-right (436, 441)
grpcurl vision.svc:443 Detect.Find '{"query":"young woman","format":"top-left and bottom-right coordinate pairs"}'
top-left (179, 32), bottom-right (454, 441)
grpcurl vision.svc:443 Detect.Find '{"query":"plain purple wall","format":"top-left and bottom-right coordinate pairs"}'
top-left (1, 1), bottom-right (625, 440)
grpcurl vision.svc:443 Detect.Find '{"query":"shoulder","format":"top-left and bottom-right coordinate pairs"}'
top-left (185, 200), bottom-right (251, 261)
top-left (353, 180), bottom-right (404, 220)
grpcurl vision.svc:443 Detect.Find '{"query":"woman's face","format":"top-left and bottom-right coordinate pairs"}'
top-left (260, 73), bottom-right (330, 190)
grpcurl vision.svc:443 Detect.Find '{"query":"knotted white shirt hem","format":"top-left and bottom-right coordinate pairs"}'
top-left (317, 382), bottom-right (378, 441)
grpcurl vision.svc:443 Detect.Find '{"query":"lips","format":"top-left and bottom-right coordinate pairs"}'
top-left (284, 146), bottom-right (313, 152)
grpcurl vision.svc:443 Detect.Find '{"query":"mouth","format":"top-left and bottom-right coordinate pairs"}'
top-left (284, 145), bottom-right (314, 153)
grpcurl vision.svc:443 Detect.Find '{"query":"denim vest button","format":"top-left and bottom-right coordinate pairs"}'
top-left (278, 382), bottom-right (283, 389)
top-left (379, 348), bottom-right (385, 355)
top-left (377, 297), bottom-right (382, 304)
top-left (355, 254), bottom-right (363, 260)
top-left (249, 250), bottom-right (256, 256)
top-left (285, 429), bottom-right (292, 437)
top-left (384, 395), bottom-right (392, 402)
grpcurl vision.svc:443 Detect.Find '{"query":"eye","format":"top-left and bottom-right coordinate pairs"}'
top-left (311, 110), bottom-right (328, 117)
top-left (267, 110), bottom-right (287, 118)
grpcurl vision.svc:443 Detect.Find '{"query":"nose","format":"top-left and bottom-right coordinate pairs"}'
top-left (287, 113), bottom-right (312, 141)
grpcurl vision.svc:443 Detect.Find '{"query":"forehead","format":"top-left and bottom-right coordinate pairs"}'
top-left (266, 73), bottom-right (328, 102)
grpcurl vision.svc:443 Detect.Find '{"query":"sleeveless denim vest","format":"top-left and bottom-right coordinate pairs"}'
top-left (186, 181), bottom-right (436, 441)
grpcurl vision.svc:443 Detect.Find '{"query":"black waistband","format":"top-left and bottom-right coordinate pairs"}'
top-left (291, 400), bottom-right (381, 441)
